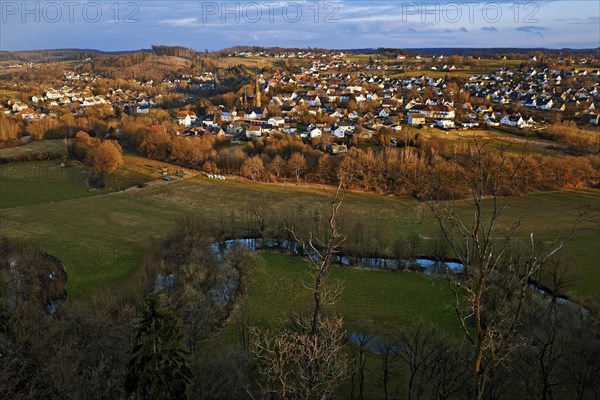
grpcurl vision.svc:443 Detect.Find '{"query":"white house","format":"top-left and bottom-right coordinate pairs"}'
top-left (177, 110), bottom-right (197, 127)
top-left (246, 125), bottom-right (262, 138)
top-left (501, 115), bottom-right (525, 127)
top-left (268, 117), bottom-right (285, 127)
top-left (309, 128), bottom-right (323, 139)
top-left (486, 118), bottom-right (500, 127)
top-left (378, 108), bottom-right (391, 118)
top-left (435, 119), bottom-right (455, 129)
top-left (332, 127), bottom-right (346, 138)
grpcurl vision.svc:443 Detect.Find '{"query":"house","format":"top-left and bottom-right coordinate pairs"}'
top-left (177, 110), bottom-right (197, 127)
top-left (501, 115), bottom-right (525, 127)
top-left (435, 119), bottom-right (455, 129)
top-left (536, 99), bottom-right (553, 110)
top-left (332, 127), bottom-right (346, 138)
top-left (268, 117), bottom-right (285, 127)
top-left (486, 118), bottom-right (500, 127)
top-left (407, 104), bottom-right (455, 120)
top-left (408, 114), bottom-right (426, 126)
top-left (12, 102), bottom-right (29, 112)
top-left (244, 107), bottom-right (263, 120)
top-left (477, 105), bottom-right (494, 113)
top-left (330, 109), bottom-right (345, 118)
top-left (378, 108), bottom-right (391, 118)
top-left (309, 127), bottom-right (323, 139)
top-left (226, 121), bottom-right (244, 134)
top-left (19, 109), bottom-right (36, 120)
top-left (246, 125), bottom-right (262, 138)
top-left (332, 122), bottom-right (356, 134)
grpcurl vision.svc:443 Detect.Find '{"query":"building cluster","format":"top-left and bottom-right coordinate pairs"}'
top-left (3, 53), bottom-right (599, 139)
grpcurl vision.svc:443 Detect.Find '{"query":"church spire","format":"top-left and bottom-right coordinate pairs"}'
top-left (255, 75), bottom-right (261, 108)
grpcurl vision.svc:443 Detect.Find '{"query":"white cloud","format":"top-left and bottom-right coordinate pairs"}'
top-left (159, 17), bottom-right (198, 27)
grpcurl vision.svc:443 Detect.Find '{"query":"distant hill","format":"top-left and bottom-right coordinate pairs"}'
top-left (404, 47), bottom-right (600, 57)
top-left (2, 46), bottom-right (598, 64)
top-left (336, 47), bottom-right (599, 57)
top-left (0, 48), bottom-right (146, 63)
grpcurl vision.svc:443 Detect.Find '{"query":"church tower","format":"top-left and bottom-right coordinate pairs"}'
top-left (255, 75), bottom-right (261, 108)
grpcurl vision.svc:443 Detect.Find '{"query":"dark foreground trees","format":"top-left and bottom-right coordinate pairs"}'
top-left (126, 295), bottom-right (192, 400)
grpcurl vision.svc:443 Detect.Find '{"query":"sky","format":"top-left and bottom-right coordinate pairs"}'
top-left (1, 0), bottom-right (599, 51)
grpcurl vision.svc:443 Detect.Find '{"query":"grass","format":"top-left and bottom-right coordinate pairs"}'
top-left (411, 127), bottom-right (565, 156)
top-left (0, 158), bottom-right (598, 303)
top-left (0, 89), bottom-right (22, 104)
top-left (217, 56), bottom-right (275, 69)
top-left (0, 139), bottom-right (67, 160)
top-left (0, 152), bottom-right (187, 208)
top-left (212, 252), bottom-right (461, 350)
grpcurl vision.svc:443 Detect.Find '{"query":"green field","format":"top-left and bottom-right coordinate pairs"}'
top-left (0, 157), bottom-right (598, 303)
top-left (0, 139), bottom-right (67, 160)
top-left (0, 153), bottom-right (188, 208)
top-left (213, 252), bottom-right (461, 350)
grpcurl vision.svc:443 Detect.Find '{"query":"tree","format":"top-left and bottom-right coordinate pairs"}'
top-left (251, 185), bottom-right (348, 399)
top-left (86, 140), bottom-right (123, 176)
top-left (287, 152), bottom-right (307, 182)
top-left (270, 155), bottom-right (287, 179)
top-left (316, 154), bottom-right (334, 184)
top-left (378, 127), bottom-right (392, 148)
top-left (74, 130), bottom-right (93, 159)
top-left (126, 295), bottom-right (192, 400)
top-left (396, 323), bottom-right (439, 400)
top-left (427, 142), bottom-right (590, 400)
top-left (241, 155), bottom-right (265, 181)
top-left (0, 114), bottom-right (21, 142)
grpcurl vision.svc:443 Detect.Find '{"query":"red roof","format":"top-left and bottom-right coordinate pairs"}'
top-left (177, 110), bottom-right (196, 117)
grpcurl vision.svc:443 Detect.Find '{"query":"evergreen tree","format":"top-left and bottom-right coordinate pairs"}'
top-left (126, 295), bottom-right (192, 400)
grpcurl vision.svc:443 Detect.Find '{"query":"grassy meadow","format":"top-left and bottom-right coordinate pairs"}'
top-left (218, 253), bottom-right (461, 341)
top-left (0, 155), bottom-right (598, 304)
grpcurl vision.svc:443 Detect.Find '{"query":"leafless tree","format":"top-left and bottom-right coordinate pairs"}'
top-left (250, 183), bottom-right (348, 399)
top-left (396, 323), bottom-right (440, 400)
top-left (376, 338), bottom-right (398, 400)
top-left (426, 141), bottom-right (595, 400)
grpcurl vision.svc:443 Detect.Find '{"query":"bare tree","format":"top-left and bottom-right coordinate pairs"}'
top-left (250, 183), bottom-right (348, 399)
top-left (396, 323), bottom-right (440, 400)
top-left (287, 152), bottom-right (307, 182)
top-left (376, 339), bottom-right (398, 400)
top-left (348, 330), bottom-right (373, 400)
top-left (427, 142), bottom-right (593, 400)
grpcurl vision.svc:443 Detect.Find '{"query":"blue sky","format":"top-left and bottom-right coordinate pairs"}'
top-left (1, 1), bottom-right (599, 51)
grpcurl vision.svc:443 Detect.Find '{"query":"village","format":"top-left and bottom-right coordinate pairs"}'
top-left (2, 51), bottom-right (600, 153)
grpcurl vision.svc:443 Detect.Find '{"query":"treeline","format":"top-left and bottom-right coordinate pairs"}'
top-left (150, 45), bottom-right (197, 59)
top-left (124, 124), bottom-right (599, 199)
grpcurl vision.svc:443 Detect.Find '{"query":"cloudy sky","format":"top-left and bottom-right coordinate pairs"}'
top-left (1, 1), bottom-right (599, 51)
